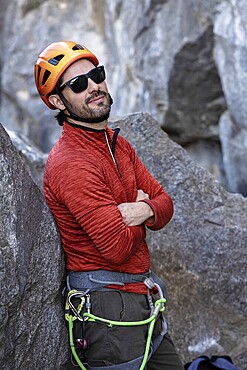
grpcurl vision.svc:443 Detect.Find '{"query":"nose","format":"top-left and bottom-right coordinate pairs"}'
top-left (87, 77), bottom-right (100, 93)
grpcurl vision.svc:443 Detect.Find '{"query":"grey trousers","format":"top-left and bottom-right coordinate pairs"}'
top-left (71, 290), bottom-right (184, 370)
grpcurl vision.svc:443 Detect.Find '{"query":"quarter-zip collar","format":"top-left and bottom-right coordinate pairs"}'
top-left (62, 121), bottom-right (121, 176)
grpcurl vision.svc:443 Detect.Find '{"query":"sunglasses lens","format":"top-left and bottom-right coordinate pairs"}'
top-left (69, 75), bottom-right (88, 93)
top-left (90, 66), bottom-right (106, 85)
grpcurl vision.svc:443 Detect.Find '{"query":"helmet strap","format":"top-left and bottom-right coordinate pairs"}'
top-left (56, 87), bottom-right (113, 124)
top-left (64, 111), bottom-right (111, 124)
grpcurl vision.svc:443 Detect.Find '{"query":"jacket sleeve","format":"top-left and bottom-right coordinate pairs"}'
top-left (128, 142), bottom-right (174, 231)
top-left (53, 159), bottom-right (146, 265)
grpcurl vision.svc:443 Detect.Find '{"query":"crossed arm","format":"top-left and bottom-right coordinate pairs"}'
top-left (117, 189), bottom-right (154, 226)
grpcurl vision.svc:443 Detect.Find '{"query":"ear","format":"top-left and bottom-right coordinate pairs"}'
top-left (48, 94), bottom-right (66, 110)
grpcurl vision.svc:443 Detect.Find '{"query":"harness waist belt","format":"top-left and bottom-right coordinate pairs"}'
top-left (68, 269), bottom-right (167, 298)
top-left (68, 269), bottom-right (151, 291)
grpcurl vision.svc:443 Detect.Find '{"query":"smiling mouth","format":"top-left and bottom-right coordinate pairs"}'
top-left (89, 96), bottom-right (104, 104)
top-left (87, 92), bottom-right (106, 105)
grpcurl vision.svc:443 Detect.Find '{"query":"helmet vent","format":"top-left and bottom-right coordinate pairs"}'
top-left (72, 44), bottom-right (85, 51)
top-left (48, 54), bottom-right (65, 66)
top-left (37, 66), bottom-right (41, 84)
top-left (42, 70), bottom-right (51, 86)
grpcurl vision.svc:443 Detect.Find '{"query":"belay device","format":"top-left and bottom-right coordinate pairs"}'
top-left (64, 270), bottom-right (167, 370)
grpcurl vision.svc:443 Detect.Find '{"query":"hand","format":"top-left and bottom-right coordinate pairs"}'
top-left (117, 189), bottom-right (154, 226)
top-left (136, 189), bottom-right (149, 202)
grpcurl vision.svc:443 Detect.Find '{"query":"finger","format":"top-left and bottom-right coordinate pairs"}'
top-left (136, 189), bottom-right (147, 201)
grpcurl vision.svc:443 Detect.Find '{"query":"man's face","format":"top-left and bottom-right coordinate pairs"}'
top-left (59, 59), bottom-right (112, 121)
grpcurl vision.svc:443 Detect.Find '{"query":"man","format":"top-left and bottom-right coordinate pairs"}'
top-left (34, 41), bottom-right (183, 370)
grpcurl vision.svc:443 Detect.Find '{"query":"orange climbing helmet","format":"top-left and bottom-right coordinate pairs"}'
top-left (34, 41), bottom-right (99, 109)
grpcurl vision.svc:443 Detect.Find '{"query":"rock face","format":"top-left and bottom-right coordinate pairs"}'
top-left (1, 113), bottom-right (246, 369)
top-left (6, 127), bottom-right (47, 189)
top-left (109, 113), bottom-right (247, 369)
top-left (165, 25), bottom-right (226, 144)
top-left (219, 112), bottom-right (247, 196)
top-left (214, 0), bottom-right (247, 196)
top-left (0, 0), bottom-right (247, 196)
top-left (0, 123), bottom-right (68, 370)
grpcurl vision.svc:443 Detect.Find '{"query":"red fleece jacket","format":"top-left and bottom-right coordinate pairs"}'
top-left (44, 122), bottom-right (173, 293)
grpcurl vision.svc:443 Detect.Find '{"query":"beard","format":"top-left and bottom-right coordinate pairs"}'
top-left (62, 90), bottom-right (112, 122)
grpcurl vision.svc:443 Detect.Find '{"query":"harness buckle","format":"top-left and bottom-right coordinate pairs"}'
top-left (143, 277), bottom-right (155, 290)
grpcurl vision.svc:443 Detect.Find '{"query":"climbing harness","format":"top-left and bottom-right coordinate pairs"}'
top-left (64, 270), bottom-right (167, 370)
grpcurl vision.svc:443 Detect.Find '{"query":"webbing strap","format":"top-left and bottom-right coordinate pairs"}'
top-left (67, 270), bottom-right (168, 299)
top-left (149, 313), bottom-right (167, 355)
top-left (86, 356), bottom-right (143, 370)
top-left (68, 270), bottom-right (151, 291)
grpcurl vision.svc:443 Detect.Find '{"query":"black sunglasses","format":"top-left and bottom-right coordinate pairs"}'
top-left (59, 65), bottom-right (106, 93)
